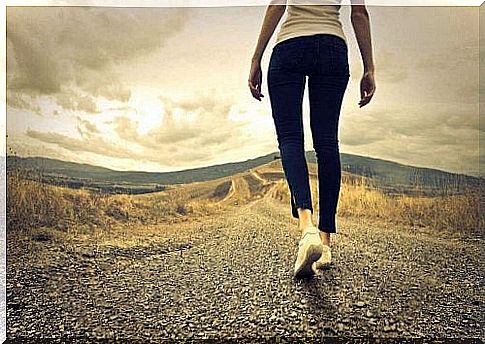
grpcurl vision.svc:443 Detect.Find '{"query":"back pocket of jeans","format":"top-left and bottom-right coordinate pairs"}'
top-left (271, 39), bottom-right (305, 70)
top-left (330, 43), bottom-right (350, 77)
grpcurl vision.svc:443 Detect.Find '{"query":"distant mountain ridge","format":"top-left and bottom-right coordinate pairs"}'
top-left (7, 152), bottom-right (481, 191)
top-left (7, 153), bottom-right (281, 185)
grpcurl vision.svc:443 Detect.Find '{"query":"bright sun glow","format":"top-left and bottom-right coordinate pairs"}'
top-left (128, 91), bottom-right (164, 136)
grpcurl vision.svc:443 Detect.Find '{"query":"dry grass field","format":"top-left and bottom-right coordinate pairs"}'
top-left (7, 159), bottom-right (482, 241)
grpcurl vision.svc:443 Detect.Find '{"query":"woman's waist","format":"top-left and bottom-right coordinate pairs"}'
top-left (274, 29), bottom-right (347, 48)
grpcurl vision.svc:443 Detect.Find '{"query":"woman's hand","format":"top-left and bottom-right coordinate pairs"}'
top-left (351, 2), bottom-right (376, 108)
top-left (248, 59), bottom-right (265, 101)
top-left (359, 70), bottom-right (376, 108)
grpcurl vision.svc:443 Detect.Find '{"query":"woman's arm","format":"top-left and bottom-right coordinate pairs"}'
top-left (350, 0), bottom-right (376, 107)
top-left (252, 1), bottom-right (287, 62)
top-left (249, 1), bottom-right (287, 101)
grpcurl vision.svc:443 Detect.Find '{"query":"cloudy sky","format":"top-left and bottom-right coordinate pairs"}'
top-left (5, 3), bottom-right (482, 176)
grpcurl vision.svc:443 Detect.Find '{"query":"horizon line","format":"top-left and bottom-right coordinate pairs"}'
top-left (3, 152), bottom-right (482, 179)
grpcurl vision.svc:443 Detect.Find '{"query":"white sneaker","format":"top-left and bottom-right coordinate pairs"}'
top-left (294, 226), bottom-right (324, 279)
top-left (313, 245), bottom-right (332, 270)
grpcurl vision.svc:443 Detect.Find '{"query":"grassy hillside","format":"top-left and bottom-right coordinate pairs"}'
top-left (7, 152), bottom-right (482, 195)
top-left (7, 153), bottom-right (279, 186)
top-left (333, 152), bottom-right (480, 191)
top-left (6, 159), bottom-right (483, 237)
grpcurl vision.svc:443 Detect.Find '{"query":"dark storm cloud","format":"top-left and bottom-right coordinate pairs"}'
top-left (6, 6), bottom-right (189, 112)
top-left (6, 90), bottom-right (43, 116)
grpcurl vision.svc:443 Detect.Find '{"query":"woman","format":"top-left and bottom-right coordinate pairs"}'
top-left (248, 0), bottom-right (376, 278)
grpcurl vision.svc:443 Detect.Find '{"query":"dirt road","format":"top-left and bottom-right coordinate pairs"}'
top-left (6, 188), bottom-right (484, 340)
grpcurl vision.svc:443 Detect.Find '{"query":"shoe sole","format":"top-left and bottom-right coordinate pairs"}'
top-left (294, 243), bottom-right (324, 279)
top-left (314, 261), bottom-right (332, 270)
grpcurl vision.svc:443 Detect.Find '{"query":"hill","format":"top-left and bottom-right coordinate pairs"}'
top-left (6, 152), bottom-right (481, 195)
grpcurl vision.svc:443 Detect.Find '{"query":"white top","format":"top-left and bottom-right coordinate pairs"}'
top-left (275, 0), bottom-right (347, 45)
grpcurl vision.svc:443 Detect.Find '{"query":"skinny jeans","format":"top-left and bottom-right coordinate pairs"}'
top-left (267, 33), bottom-right (350, 233)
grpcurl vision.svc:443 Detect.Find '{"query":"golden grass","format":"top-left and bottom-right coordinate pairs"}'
top-left (6, 168), bottom-right (224, 234)
top-left (267, 173), bottom-right (482, 234)
top-left (338, 175), bottom-right (482, 233)
top-left (6, 165), bottom-right (483, 235)
top-left (7, 168), bottom-right (114, 233)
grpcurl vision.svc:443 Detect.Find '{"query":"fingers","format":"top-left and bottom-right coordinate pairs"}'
top-left (359, 87), bottom-right (375, 108)
top-left (359, 92), bottom-right (372, 107)
top-left (248, 78), bottom-right (265, 101)
top-left (359, 73), bottom-right (376, 107)
top-left (358, 79), bottom-right (376, 107)
top-left (248, 64), bottom-right (265, 101)
top-left (249, 81), bottom-right (263, 101)
top-left (360, 84), bottom-right (366, 102)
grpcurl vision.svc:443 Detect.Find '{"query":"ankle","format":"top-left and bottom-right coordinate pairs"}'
top-left (319, 232), bottom-right (331, 246)
top-left (299, 224), bottom-right (316, 234)
top-left (297, 208), bottom-right (314, 232)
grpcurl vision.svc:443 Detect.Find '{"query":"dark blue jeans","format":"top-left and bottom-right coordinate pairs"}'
top-left (267, 34), bottom-right (350, 233)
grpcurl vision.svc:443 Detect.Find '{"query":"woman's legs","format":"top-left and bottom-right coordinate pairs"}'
top-left (308, 65), bottom-right (350, 244)
top-left (268, 67), bottom-right (315, 234)
top-left (267, 35), bottom-right (349, 242)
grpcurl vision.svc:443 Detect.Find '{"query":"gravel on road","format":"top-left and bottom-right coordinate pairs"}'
top-left (6, 193), bottom-right (484, 341)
